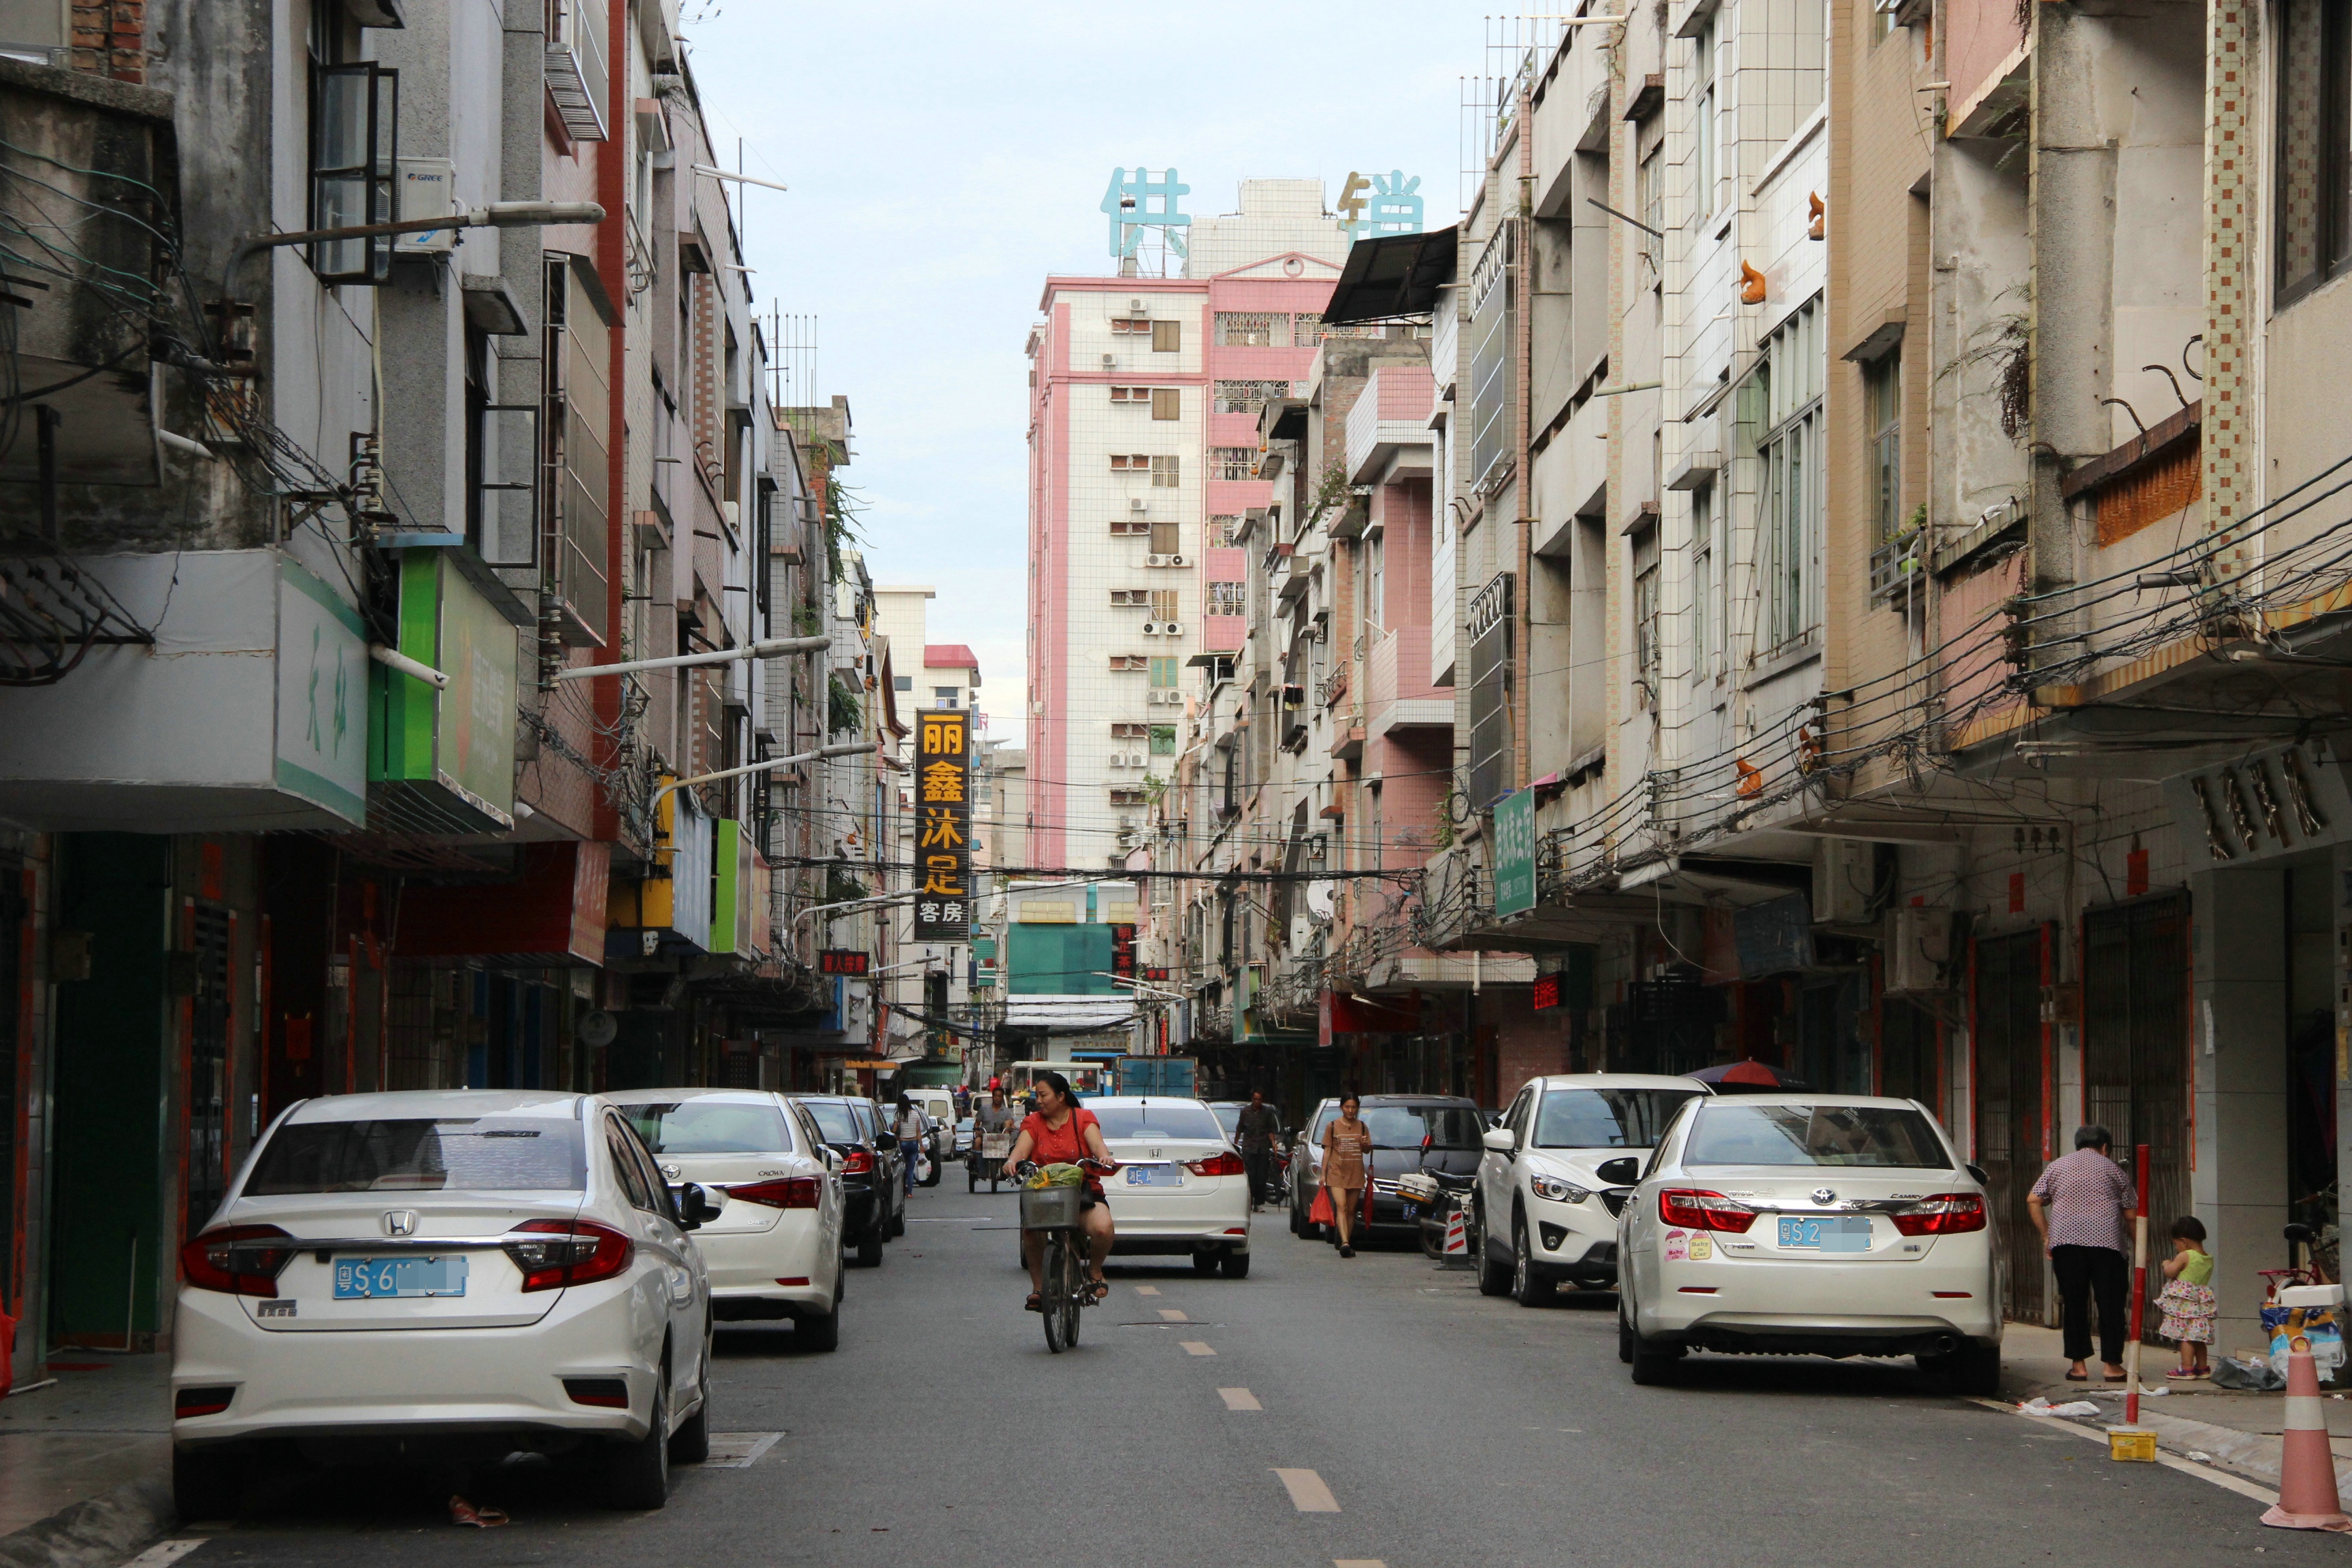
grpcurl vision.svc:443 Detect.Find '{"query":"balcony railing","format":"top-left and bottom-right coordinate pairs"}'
top-left (545, 0), bottom-right (611, 142)
top-left (1869, 529), bottom-right (1923, 602)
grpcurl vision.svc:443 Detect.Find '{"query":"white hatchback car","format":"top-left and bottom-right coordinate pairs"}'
top-left (171, 1090), bottom-right (716, 1516)
top-left (606, 1089), bottom-right (846, 1350)
top-left (1086, 1097), bottom-right (1252, 1277)
top-left (1475, 1074), bottom-right (1709, 1305)
top-left (1617, 1094), bottom-right (2002, 1392)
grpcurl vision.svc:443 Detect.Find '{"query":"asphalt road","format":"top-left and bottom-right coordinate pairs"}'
top-left (165, 1185), bottom-right (2342, 1568)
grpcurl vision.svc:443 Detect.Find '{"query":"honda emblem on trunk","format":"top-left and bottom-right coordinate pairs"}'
top-left (1812, 1188), bottom-right (1837, 1206)
top-left (383, 1209), bottom-right (418, 1237)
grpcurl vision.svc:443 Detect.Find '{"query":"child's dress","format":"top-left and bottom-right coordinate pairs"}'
top-left (2157, 1249), bottom-right (2218, 1343)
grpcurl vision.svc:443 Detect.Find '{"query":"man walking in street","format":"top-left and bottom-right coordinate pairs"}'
top-left (2028, 1124), bottom-right (2136, 1382)
top-left (1235, 1090), bottom-right (1282, 1209)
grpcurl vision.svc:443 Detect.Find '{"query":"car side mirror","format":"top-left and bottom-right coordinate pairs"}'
top-left (821, 1147), bottom-right (843, 1173)
top-left (1481, 1126), bottom-right (1517, 1153)
top-left (1966, 1162), bottom-right (1989, 1186)
top-left (1596, 1156), bottom-right (1640, 1186)
top-left (672, 1181), bottom-right (724, 1230)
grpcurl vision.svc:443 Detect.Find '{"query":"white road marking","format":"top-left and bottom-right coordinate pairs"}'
top-left (1219, 1387), bottom-right (1261, 1411)
top-left (1965, 1399), bottom-right (2280, 1503)
top-left (1274, 1468), bottom-right (1341, 1512)
top-left (703, 1431), bottom-right (784, 1469)
top-left (125, 1545), bottom-right (209, 1566)
top-left (1158, 1307), bottom-right (1189, 1321)
top-left (1335, 1561), bottom-right (1388, 1567)
top-left (1180, 1341), bottom-right (1216, 1356)
top-left (1134, 1285), bottom-right (1162, 1296)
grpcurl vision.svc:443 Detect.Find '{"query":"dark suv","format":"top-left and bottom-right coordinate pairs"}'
top-left (1288, 1094), bottom-right (1486, 1243)
top-left (793, 1094), bottom-right (906, 1267)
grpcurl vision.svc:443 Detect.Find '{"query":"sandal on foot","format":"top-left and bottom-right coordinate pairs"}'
top-left (1089, 1279), bottom-right (1110, 1301)
top-left (2166, 1366), bottom-right (2197, 1379)
top-left (2063, 1371), bottom-right (2089, 1382)
top-left (1024, 1292), bottom-right (1043, 1313)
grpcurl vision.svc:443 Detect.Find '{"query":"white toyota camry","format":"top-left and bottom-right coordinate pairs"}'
top-left (1086, 1096), bottom-right (1252, 1277)
top-left (1617, 1094), bottom-right (2002, 1392)
top-left (171, 1090), bottom-right (716, 1516)
top-left (606, 1088), bottom-right (846, 1348)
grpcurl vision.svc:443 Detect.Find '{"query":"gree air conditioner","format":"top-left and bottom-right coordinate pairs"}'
top-left (1886, 906), bottom-right (1954, 996)
top-left (1812, 838), bottom-right (1876, 926)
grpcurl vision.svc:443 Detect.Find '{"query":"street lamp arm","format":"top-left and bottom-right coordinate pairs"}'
top-left (223, 201), bottom-right (606, 300)
top-left (551, 634), bottom-right (832, 682)
top-left (649, 741), bottom-right (875, 821)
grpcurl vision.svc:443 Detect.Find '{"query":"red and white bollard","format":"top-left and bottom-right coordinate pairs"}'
top-left (1443, 1209), bottom-right (1469, 1256)
top-left (2261, 1341), bottom-right (2352, 1532)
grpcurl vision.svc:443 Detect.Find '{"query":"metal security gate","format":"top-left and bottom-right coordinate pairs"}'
top-left (1974, 928), bottom-right (2048, 1324)
top-left (2082, 894), bottom-right (2191, 1290)
top-left (186, 905), bottom-right (231, 1240)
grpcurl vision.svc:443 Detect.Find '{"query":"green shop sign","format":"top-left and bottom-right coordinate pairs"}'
top-left (1492, 787), bottom-right (1535, 918)
top-left (370, 550), bottom-right (519, 833)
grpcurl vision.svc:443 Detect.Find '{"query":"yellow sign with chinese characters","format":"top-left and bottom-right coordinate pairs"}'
top-left (913, 709), bottom-right (971, 941)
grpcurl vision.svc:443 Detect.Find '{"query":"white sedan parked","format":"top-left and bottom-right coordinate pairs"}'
top-left (171, 1090), bottom-right (716, 1517)
top-left (1087, 1097), bottom-right (1253, 1277)
top-left (606, 1088), bottom-right (846, 1349)
top-left (1618, 1094), bottom-right (2002, 1392)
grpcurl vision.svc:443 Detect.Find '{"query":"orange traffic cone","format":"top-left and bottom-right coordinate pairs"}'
top-left (2261, 1343), bottom-right (2352, 1532)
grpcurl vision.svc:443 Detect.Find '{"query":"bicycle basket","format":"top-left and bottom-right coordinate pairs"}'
top-left (1020, 1185), bottom-right (1085, 1230)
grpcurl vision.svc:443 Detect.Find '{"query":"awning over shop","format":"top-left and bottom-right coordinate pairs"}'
top-left (1320, 225), bottom-right (1459, 326)
top-left (391, 840), bottom-right (610, 966)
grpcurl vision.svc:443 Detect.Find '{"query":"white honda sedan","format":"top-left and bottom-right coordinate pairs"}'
top-left (1088, 1097), bottom-right (1252, 1277)
top-left (1618, 1094), bottom-right (2002, 1392)
top-left (606, 1088), bottom-right (845, 1349)
top-left (170, 1090), bottom-right (716, 1517)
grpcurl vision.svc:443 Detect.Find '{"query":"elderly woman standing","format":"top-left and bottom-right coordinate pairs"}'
top-left (1322, 1094), bottom-right (1373, 1259)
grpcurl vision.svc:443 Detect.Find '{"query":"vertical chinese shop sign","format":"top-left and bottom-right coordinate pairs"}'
top-left (914, 710), bottom-right (971, 943)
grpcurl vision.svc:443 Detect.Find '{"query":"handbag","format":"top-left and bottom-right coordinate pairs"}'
top-left (1309, 1184), bottom-right (1335, 1226)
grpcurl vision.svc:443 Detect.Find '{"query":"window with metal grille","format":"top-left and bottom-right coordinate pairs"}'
top-left (1635, 566), bottom-right (1661, 704)
top-left (1109, 385), bottom-right (1146, 402)
top-left (1149, 591), bottom-right (1179, 620)
top-left (1208, 514), bottom-right (1241, 546)
top-left (1110, 655), bottom-right (1149, 672)
top-left (1110, 316), bottom-right (1152, 333)
top-left (1215, 312), bottom-right (1280, 347)
top-left (1215, 379), bottom-right (1292, 414)
top-left (1207, 581), bottom-right (1245, 615)
top-left (1150, 455), bottom-right (1180, 487)
top-left (1110, 589), bottom-right (1149, 606)
top-left (2278, 0), bottom-right (2352, 306)
top-left (1466, 572), bottom-right (1514, 806)
top-left (1747, 298), bottom-right (1825, 652)
top-left (1468, 227), bottom-right (1514, 487)
top-left (1865, 350), bottom-right (1901, 543)
top-left (1109, 453), bottom-right (1152, 471)
top-left (1213, 446), bottom-right (1255, 480)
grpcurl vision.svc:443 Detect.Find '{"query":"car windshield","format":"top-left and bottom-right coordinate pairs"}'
top-left (1533, 1088), bottom-right (1701, 1149)
top-left (802, 1101), bottom-right (862, 1144)
top-left (1089, 1105), bottom-right (1226, 1141)
top-left (1685, 1104), bottom-right (1952, 1169)
top-left (1358, 1105), bottom-right (1482, 1149)
top-left (246, 1117), bottom-right (586, 1194)
top-left (1211, 1105), bottom-right (1242, 1137)
top-left (621, 1100), bottom-right (791, 1156)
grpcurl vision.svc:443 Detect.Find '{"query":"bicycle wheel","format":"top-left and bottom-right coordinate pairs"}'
top-left (1043, 1235), bottom-right (1073, 1354)
top-left (1055, 1233), bottom-right (1083, 1350)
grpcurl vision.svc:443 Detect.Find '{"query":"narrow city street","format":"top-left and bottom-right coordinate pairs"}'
top-left (144, 1190), bottom-right (2336, 1568)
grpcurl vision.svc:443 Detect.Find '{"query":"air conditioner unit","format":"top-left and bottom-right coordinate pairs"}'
top-left (1130, 298), bottom-right (1146, 312)
top-left (1812, 838), bottom-right (1875, 925)
top-left (1102, 353), bottom-right (1117, 370)
top-left (1886, 906), bottom-right (1954, 995)
top-left (1130, 497), bottom-right (1147, 512)
top-left (1161, 621), bottom-right (1184, 637)
top-left (1145, 553), bottom-right (1172, 568)
top-left (1165, 553), bottom-right (1187, 568)
top-left (1141, 621), bottom-right (1166, 636)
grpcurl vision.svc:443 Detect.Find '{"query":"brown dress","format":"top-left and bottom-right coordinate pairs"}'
top-left (1322, 1118), bottom-right (1373, 1191)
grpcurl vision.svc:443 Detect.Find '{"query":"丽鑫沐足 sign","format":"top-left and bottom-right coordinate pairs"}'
top-left (913, 710), bottom-right (971, 943)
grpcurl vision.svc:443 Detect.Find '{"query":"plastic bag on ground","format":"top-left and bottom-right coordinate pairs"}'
top-left (2019, 1396), bottom-right (2102, 1417)
top-left (2212, 1354), bottom-right (2287, 1390)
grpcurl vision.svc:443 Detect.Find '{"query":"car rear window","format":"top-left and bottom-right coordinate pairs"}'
top-left (1685, 1104), bottom-right (1952, 1169)
top-left (801, 1101), bottom-right (862, 1144)
top-left (246, 1117), bottom-right (586, 1194)
top-left (1533, 1088), bottom-right (1701, 1149)
top-left (622, 1100), bottom-right (793, 1156)
top-left (1211, 1105), bottom-right (1242, 1137)
top-left (1090, 1105), bottom-right (1226, 1141)
top-left (1360, 1105), bottom-right (1482, 1149)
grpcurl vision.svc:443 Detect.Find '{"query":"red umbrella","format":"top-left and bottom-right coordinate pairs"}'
top-left (1688, 1060), bottom-right (1809, 1093)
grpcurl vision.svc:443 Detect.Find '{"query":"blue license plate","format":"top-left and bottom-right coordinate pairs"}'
top-left (1776, 1216), bottom-right (1872, 1252)
top-left (332, 1255), bottom-right (468, 1298)
top-left (1125, 1165), bottom-right (1183, 1188)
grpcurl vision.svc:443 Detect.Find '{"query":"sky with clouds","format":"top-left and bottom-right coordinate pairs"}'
top-left (682, 1), bottom-right (1481, 747)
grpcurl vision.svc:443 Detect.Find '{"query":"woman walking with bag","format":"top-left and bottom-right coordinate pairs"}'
top-left (1321, 1094), bottom-right (1373, 1258)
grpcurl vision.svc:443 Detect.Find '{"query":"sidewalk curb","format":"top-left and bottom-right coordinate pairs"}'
top-left (0, 1477), bottom-right (172, 1568)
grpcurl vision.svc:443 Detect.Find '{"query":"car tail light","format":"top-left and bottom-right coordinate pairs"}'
top-left (180, 1224), bottom-right (294, 1297)
top-left (775, 1277), bottom-right (811, 1287)
top-left (563, 1377), bottom-right (630, 1408)
top-left (175, 1386), bottom-right (235, 1418)
top-left (729, 1176), bottom-right (821, 1209)
top-left (1185, 1151), bottom-right (1246, 1177)
top-left (504, 1218), bottom-right (633, 1292)
top-left (1657, 1189), bottom-right (1757, 1234)
top-left (1891, 1193), bottom-right (1987, 1236)
top-left (840, 1147), bottom-right (875, 1176)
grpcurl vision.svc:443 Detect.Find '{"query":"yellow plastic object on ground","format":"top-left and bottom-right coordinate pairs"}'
top-left (2108, 1426), bottom-right (2157, 1462)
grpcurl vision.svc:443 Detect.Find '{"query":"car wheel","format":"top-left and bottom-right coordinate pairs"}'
top-left (923, 1152), bottom-right (943, 1188)
top-left (1618, 1305), bottom-right (1636, 1365)
top-left (855, 1217), bottom-right (885, 1268)
top-left (1192, 1249), bottom-right (1220, 1275)
top-left (798, 1305), bottom-right (841, 1352)
top-left (887, 1201), bottom-right (906, 1239)
top-left (1475, 1205), bottom-right (1512, 1297)
top-left (1626, 1305), bottom-right (1683, 1387)
top-left (1923, 1342), bottom-right (2002, 1397)
top-left (1511, 1213), bottom-right (1553, 1307)
top-left (1288, 1196), bottom-right (1305, 1237)
top-left (668, 1337), bottom-right (712, 1465)
top-left (605, 1364), bottom-right (672, 1509)
top-left (172, 1443), bottom-right (242, 1522)
top-left (1221, 1249), bottom-right (1251, 1279)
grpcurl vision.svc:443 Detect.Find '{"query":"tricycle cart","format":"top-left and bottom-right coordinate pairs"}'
top-left (970, 1129), bottom-right (1017, 1192)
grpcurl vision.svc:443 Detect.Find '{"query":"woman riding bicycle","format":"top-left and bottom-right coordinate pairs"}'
top-left (1001, 1071), bottom-right (1117, 1311)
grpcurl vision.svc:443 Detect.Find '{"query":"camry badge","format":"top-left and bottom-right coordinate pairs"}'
top-left (1812, 1188), bottom-right (1837, 1206)
top-left (383, 1209), bottom-right (418, 1237)
top-left (662, 1163), bottom-right (682, 1180)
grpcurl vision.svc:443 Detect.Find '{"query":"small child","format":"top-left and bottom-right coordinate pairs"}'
top-left (2157, 1215), bottom-right (2217, 1377)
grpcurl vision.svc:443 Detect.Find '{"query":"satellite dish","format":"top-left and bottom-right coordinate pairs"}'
top-left (579, 1010), bottom-right (619, 1048)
